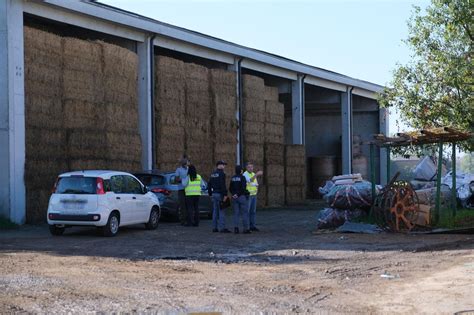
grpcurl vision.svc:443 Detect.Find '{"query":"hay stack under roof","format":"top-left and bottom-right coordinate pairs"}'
top-left (285, 145), bottom-right (307, 205)
top-left (154, 56), bottom-right (186, 170)
top-left (24, 27), bottom-right (142, 223)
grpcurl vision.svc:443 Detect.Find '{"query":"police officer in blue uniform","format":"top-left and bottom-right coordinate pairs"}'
top-left (208, 160), bottom-right (230, 233)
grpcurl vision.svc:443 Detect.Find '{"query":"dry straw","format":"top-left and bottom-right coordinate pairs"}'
top-left (264, 86), bottom-right (279, 102)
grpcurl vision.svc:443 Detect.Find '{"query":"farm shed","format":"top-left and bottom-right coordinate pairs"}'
top-left (0, 0), bottom-right (386, 224)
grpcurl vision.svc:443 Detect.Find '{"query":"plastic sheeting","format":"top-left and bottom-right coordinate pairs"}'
top-left (316, 208), bottom-right (364, 230)
top-left (323, 181), bottom-right (374, 210)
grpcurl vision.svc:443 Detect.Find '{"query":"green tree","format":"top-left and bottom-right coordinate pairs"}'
top-left (459, 152), bottom-right (474, 172)
top-left (379, 0), bottom-right (473, 150)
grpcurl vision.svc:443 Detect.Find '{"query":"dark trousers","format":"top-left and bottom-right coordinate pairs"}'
top-left (185, 195), bottom-right (200, 226)
top-left (178, 190), bottom-right (188, 224)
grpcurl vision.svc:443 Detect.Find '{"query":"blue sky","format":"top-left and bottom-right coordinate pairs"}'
top-left (102, 0), bottom-right (430, 131)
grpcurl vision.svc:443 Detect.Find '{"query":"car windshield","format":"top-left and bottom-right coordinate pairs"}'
top-left (56, 176), bottom-right (97, 194)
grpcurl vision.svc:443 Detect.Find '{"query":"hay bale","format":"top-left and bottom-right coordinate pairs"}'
top-left (156, 78), bottom-right (186, 108)
top-left (25, 129), bottom-right (66, 159)
top-left (62, 69), bottom-right (102, 103)
top-left (157, 162), bottom-right (178, 172)
top-left (69, 159), bottom-right (110, 170)
top-left (257, 184), bottom-right (267, 208)
top-left (244, 144), bottom-right (264, 171)
top-left (243, 121), bottom-right (265, 144)
top-left (285, 166), bottom-right (306, 186)
top-left (26, 189), bottom-right (52, 224)
top-left (63, 100), bottom-right (106, 130)
top-left (265, 101), bottom-right (285, 125)
top-left (265, 143), bottom-right (284, 165)
top-left (108, 161), bottom-right (142, 173)
top-left (185, 63), bottom-right (210, 118)
top-left (156, 55), bottom-right (186, 76)
top-left (67, 131), bottom-right (106, 159)
top-left (210, 69), bottom-right (236, 120)
top-left (106, 132), bottom-right (142, 162)
top-left (24, 27), bottom-right (62, 68)
top-left (267, 185), bottom-right (285, 207)
top-left (243, 75), bottom-right (265, 99)
top-left (285, 145), bottom-right (306, 167)
top-left (106, 103), bottom-right (139, 132)
top-left (264, 86), bottom-right (279, 101)
top-left (243, 97), bottom-right (266, 116)
top-left (243, 110), bottom-right (266, 123)
top-left (266, 165), bottom-right (285, 186)
top-left (24, 159), bottom-right (68, 192)
top-left (264, 123), bottom-right (284, 144)
top-left (25, 96), bottom-right (63, 129)
top-left (62, 38), bottom-right (102, 72)
top-left (102, 41), bottom-right (138, 77)
top-left (285, 186), bottom-right (306, 205)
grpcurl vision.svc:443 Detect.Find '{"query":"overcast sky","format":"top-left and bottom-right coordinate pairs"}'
top-left (101, 0), bottom-right (430, 132)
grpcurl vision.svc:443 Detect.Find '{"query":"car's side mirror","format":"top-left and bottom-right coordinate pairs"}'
top-left (143, 186), bottom-right (149, 194)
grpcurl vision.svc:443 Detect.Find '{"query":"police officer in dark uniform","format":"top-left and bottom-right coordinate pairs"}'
top-left (229, 165), bottom-right (251, 234)
top-left (208, 160), bottom-right (230, 233)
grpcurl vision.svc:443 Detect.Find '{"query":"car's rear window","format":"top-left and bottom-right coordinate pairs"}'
top-left (135, 174), bottom-right (166, 186)
top-left (56, 176), bottom-right (97, 194)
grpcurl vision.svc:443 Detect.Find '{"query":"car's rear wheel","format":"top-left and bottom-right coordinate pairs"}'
top-left (102, 212), bottom-right (120, 237)
top-left (145, 206), bottom-right (160, 230)
top-left (49, 224), bottom-right (65, 236)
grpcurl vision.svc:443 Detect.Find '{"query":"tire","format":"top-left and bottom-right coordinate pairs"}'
top-left (49, 224), bottom-right (65, 236)
top-left (145, 206), bottom-right (161, 230)
top-left (102, 212), bottom-right (120, 237)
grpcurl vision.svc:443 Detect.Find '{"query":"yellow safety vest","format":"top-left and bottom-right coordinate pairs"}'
top-left (244, 171), bottom-right (258, 196)
top-left (185, 174), bottom-right (202, 196)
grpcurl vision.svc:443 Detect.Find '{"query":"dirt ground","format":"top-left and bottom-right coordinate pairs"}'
top-left (1, 207), bottom-right (473, 314)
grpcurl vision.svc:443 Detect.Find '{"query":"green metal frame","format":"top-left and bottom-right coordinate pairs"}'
top-left (451, 143), bottom-right (457, 216)
top-left (369, 141), bottom-right (458, 224)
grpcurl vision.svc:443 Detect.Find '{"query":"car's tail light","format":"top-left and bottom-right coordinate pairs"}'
top-left (151, 188), bottom-right (171, 196)
top-left (52, 178), bottom-right (59, 193)
top-left (96, 178), bottom-right (105, 195)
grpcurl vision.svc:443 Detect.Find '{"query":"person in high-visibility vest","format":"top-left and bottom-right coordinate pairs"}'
top-left (184, 164), bottom-right (203, 227)
top-left (243, 162), bottom-right (264, 231)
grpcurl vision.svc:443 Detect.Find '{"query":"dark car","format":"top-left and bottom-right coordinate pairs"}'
top-left (134, 170), bottom-right (212, 220)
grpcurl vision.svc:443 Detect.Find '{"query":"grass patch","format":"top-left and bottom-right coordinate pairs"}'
top-left (435, 208), bottom-right (474, 229)
top-left (0, 216), bottom-right (19, 230)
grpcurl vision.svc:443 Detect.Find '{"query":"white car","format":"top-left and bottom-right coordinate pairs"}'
top-left (47, 170), bottom-right (161, 237)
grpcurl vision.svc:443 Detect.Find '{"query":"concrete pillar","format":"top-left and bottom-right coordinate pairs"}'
top-left (379, 107), bottom-right (389, 184)
top-left (137, 37), bottom-right (153, 170)
top-left (0, 0), bottom-right (25, 223)
top-left (341, 87), bottom-right (353, 174)
top-left (291, 75), bottom-right (305, 145)
top-left (228, 58), bottom-right (242, 165)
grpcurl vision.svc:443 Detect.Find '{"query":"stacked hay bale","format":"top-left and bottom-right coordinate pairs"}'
top-left (63, 38), bottom-right (141, 172)
top-left (285, 145), bottom-right (307, 205)
top-left (264, 86), bottom-right (285, 207)
top-left (154, 56), bottom-right (186, 171)
top-left (24, 27), bottom-right (142, 223)
top-left (24, 27), bottom-right (67, 223)
top-left (242, 75), bottom-right (266, 206)
top-left (184, 63), bottom-right (213, 179)
top-left (210, 69), bottom-right (237, 179)
top-left (102, 42), bottom-right (141, 172)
